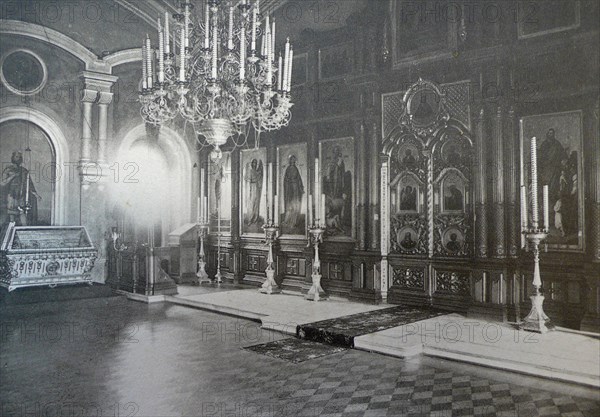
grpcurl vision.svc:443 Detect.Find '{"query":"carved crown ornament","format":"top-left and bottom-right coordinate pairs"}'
top-left (399, 78), bottom-right (450, 142)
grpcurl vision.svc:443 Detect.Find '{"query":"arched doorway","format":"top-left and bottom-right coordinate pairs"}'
top-left (111, 125), bottom-right (193, 246)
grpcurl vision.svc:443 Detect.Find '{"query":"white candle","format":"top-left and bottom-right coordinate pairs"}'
top-left (308, 194), bottom-right (313, 226)
top-left (146, 35), bottom-right (153, 89)
top-left (204, 3), bottom-right (210, 49)
top-left (520, 185), bottom-right (528, 228)
top-left (251, 2), bottom-right (257, 52)
top-left (158, 18), bottom-right (164, 83)
top-left (239, 22), bottom-right (246, 81)
top-left (321, 193), bottom-right (326, 227)
top-left (277, 53), bottom-right (282, 91)
top-left (212, 11), bottom-right (218, 79)
top-left (184, 4), bottom-right (189, 48)
top-left (274, 194), bottom-right (279, 225)
top-left (530, 136), bottom-right (538, 227)
top-left (25, 172), bottom-right (30, 205)
top-left (200, 167), bottom-right (205, 217)
top-left (228, 6), bottom-right (234, 50)
top-left (179, 26), bottom-right (185, 81)
top-left (164, 12), bottom-right (170, 55)
top-left (314, 158), bottom-right (319, 219)
top-left (543, 185), bottom-right (549, 231)
top-left (197, 196), bottom-right (201, 221)
top-left (271, 19), bottom-right (276, 61)
top-left (261, 33), bottom-right (266, 57)
top-left (142, 42), bottom-right (148, 89)
top-left (203, 196), bottom-right (208, 223)
top-left (265, 16), bottom-right (272, 85)
top-left (287, 47), bottom-right (294, 91)
top-left (283, 38), bottom-right (290, 92)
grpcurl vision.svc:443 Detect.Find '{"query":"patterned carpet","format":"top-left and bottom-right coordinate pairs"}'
top-left (243, 338), bottom-right (347, 363)
top-left (297, 306), bottom-right (445, 348)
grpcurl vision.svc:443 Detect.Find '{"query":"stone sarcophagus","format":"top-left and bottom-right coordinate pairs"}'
top-left (0, 223), bottom-right (98, 291)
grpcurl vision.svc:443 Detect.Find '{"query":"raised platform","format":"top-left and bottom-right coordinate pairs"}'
top-left (0, 283), bottom-right (116, 307)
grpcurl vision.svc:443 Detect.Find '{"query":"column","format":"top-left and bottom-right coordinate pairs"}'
top-left (231, 148), bottom-right (242, 283)
top-left (80, 89), bottom-right (97, 164)
top-left (354, 119), bottom-right (367, 250)
top-left (506, 106), bottom-right (519, 257)
top-left (493, 105), bottom-right (505, 258)
top-left (474, 106), bottom-right (488, 258)
top-left (369, 118), bottom-right (380, 250)
top-left (380, 154), bottom-right (390, 302)
top-left (97, 91), bottom-right (113, 164)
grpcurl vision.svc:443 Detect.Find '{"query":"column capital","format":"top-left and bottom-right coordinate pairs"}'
top-left (79, 71), bottom-right (118, 93)
top-left (81, 89), bottom-right (98, 103)
top-left (97, 91), bottom-right (114, 106)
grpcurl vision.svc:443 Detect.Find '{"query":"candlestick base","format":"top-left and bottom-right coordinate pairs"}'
top-left (215, 269), bottom-right (223, 285)
top-left (259, 268), bottom-right (281, 294)
top-left (519, 294), bottom-right (554, 333)
top-left (305, 273), bottom-right (328, 301)
top-left (197, 261), bottom-right (211, 285)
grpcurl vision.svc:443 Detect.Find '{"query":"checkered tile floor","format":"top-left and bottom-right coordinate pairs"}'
top-left (230, 348), bottom-right (599, 417)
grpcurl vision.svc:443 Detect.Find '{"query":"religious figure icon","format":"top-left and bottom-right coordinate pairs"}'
top-left (538, 128), bottom-right (578, 238)
top-left (243, 158), bottom-right (263, 226)
top-left (324, 147), bottom-right (352, 234)
top-left (1, 151), bottom-right (40, 226)
top-left (446, 233), bottom-right (461, 252)
top-left (444, 143), bottom-right (462, 166)
top-left (400, 185), bottom-right (417, 211)
top-left (283, 155), bottom-right (304, 228)
top-left (442, 173), bottom-right (465, 213)
top-left (400, 231), bottom-right (417, 250)
top-left (402, 148), bottom-right (417, 166)
top-left (442, 228), bottom-right (464, 254)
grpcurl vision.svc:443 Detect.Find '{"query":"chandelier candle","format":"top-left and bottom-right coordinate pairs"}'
top-left (164, 12), bottom-right (170, 55)
top-left (179, 25), bottom-right (185, 82)
top-left (530, 136), bottom-right (539, 228)
top-left (204, 3), bottom-right (210, 49)
top-left (158, 18), bottom-right (164, 83)
top-left (146, 35), bottom-right (152, 89)
top-left (277, 53), bottom-right (282, 90)
top-left (142, 43), bottom-right (148, 90)
top-left (251, 1), bottom-right (257, 53)
top-left (287, 48), bottom-right (294, 92)
top-left (283, 38), bottom-right (290, 92)
top-left (228, 6), bottom-right (234, 50)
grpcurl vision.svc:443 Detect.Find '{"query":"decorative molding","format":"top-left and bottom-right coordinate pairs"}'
top-left (392, 266), bottom-right (425, 290)
top-left (435, 270), bottom-right (470, 296)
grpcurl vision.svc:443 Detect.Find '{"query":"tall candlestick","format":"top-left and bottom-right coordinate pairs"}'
top-left (543, 185), bottom-right (549, 231)
top-left (204, 3), bottom-right (210, 49)
top-left (314, 158), bottom-right (319, 220)
top-left (197, 196), bottom-right (201, 221)
top-left (164, 12), bottom-right (170, 55)
top-left (203, 196), bottom-right (208, 223)
top-left (520, 185), bottom-right (528, 228)
top-left (530, 136), bottom-right (539, 228)
top-left (200, 167), bottom-right (205, 217)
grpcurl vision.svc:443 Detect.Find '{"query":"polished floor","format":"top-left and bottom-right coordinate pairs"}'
top-left (1, 296), bottom-right (598, 417)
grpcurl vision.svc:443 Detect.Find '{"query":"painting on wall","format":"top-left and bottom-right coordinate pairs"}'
top-left (208, 152), bottom-right (232, 231)
top-left (277, 143), bottom-right (307, 236)
top-left (318, 43), bottom-right (352, 80)
top-left (442, 227), bottom-right (465, 254)
top-left (441, 171), bottom-right (465, 213)
top-left (518, 0), bottom-right (580, 39)
top-left (319, 137), bottom-right (354, 238)
top-left (520, 111), bottom-right (584, 251)
top-left (0, 120), bottom-right (54, 228)
top-left (391, 174), bottom-right (421, 215)
top-left (241, 148), bottom-right (267, 235)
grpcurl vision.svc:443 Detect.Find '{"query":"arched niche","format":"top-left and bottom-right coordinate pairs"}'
top-left (0, 106), bottom-right (69, 226)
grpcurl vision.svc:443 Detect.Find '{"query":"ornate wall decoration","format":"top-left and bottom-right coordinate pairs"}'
top-left (285, 257), bottom-right (306, 277)
top-left (391, 214), bottom-right (427, 255)
top-left (0, 49), bottom-right (47, 96)
top-left (392, 266), bottom-right (425, 290)
top-left (435, 270), bottom-right (470, 296)
top-left (440, 81), bottom-right (471, 130)
top-left (520, 111), bottom-right (584, 252)
top-left (399, 79), bottom-right (450, 139)
top-left (382, 91), bottom-right (405, 140)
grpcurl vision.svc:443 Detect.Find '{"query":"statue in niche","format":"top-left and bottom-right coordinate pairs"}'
top-left (1, 151), bottom-right (40, 226)
top-left (243, 158), bottom-right (263, 226)
top-left (283, 155), bottom-right (304, 228)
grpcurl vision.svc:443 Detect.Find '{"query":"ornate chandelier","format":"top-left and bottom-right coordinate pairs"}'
top-left (139, 0), bottom-right (294, 153)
